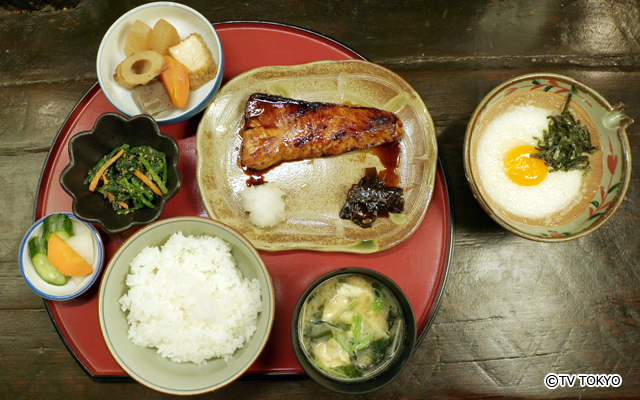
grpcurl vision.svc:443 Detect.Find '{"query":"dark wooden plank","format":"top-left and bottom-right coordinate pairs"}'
top-left (0, 152), bottom-right (48, 261)
top-left (0, 82), bottom-right (94, 154)
top-left (0, 274), bottom-right (44, 310)
top-left (1, 1), bottom-right (81, 12)
top-left (3, 0), bottom-right (640, 85)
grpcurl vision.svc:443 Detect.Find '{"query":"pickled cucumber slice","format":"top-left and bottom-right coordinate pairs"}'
top-left (28, 237), bottom-right (67, 286)
top-left (42, 213), bottom-right (73, 241)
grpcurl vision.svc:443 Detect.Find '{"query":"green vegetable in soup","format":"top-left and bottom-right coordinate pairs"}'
top-left (372, 282), bottom-right (387, 312)
top-left (342, 364), bottom-right (362, 379)
top-left (299, 274), bottom-right (404, 381)
top-left (361, 337), bottom-right (393, 367)
top-left (313, 358), bottom-right (351, 378)
top-left (336, 313), bottom-right (372, 354)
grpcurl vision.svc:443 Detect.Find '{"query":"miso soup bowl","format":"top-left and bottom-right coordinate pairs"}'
top-left (464, 73), bottom-right (633, 242)
top-left (291, 267), bottom-right (416, 394)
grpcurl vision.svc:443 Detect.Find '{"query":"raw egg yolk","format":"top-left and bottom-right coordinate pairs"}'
top-left (504, 145), bottom-right (548, 186)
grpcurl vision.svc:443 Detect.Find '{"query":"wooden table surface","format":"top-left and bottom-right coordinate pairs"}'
top-left (1, 0), bottom-right (639, 399)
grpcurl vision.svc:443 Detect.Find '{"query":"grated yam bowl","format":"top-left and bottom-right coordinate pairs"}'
top-left (464, 73), bottom-right (633, 241)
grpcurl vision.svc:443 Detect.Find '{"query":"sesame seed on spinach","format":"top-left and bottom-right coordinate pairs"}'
top-left (86, 145), bottom-right (168, 214)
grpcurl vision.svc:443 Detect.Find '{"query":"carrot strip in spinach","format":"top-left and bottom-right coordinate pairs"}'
top-left (89, 149), bottom-right (125, 192)
top-left (84, 144), bottom-right (130, 184)
top-left (134, 170), bottom-right (163, 196)
top-left (139, 156), bottom-right (168, 195)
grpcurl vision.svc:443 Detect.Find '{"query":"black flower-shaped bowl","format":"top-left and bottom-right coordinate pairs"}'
top-left (60, 113), bottom-right (181, 234)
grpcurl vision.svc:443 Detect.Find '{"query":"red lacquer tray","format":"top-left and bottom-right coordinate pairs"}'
top-left (36, 22), bottom-right (453, 380)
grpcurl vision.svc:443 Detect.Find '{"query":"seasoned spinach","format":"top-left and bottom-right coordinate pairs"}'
top-left (86, 145), bottom-right (169, 214)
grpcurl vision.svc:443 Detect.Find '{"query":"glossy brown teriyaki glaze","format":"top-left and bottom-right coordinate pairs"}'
top-left (240, 93), bottom-right (404, 170)
top-left (372, 141), bottom-right (401, 187)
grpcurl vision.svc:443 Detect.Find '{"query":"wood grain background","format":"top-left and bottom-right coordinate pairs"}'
top-left (1, 1), bottom-right (638, 398)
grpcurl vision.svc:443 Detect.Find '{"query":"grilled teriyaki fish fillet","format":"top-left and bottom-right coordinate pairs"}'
top-left (240, 93), bottom-right (404, 170)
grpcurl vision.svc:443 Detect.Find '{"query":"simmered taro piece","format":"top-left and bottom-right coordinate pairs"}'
top-left (298, 274), bottom-right (405, 381)
top-left (339, 167), bottom-right (404, 228)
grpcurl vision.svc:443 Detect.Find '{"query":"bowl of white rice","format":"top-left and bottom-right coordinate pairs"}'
top-left (98, 216), bottom-right (274, 395)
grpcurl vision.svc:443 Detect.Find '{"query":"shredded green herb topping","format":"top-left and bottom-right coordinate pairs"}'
top-left (531, 94), bottom-right (598, 174)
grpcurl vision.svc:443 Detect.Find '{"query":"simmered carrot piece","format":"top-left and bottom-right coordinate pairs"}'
top-left (159, 55), bottom-right (190, 108)
top-left (47, 235), bottom-right (93, 276)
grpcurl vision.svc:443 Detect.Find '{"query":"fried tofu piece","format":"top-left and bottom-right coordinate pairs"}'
top-left (168, 33), bottom-right (217, 90)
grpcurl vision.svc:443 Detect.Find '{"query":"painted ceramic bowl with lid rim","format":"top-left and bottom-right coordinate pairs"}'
top-left (464, 73), bottom-right (633, 241)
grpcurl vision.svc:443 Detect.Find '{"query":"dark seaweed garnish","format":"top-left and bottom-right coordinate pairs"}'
top-left (342, 364), bottom-right (362, 378)
top-left (366, 337), bottom-right (393, 366)
top-left (339, 167), bottom-right (404, 228)
top-left (531, 94), bottom-right (598, 173)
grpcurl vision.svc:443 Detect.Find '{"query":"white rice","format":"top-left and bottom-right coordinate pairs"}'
top-left (118, 231), bottom-right (262, 364)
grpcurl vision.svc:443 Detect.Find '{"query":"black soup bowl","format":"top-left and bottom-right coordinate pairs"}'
top-left (60, 113), bottom-right (181, 234)
top-left (291, 267), bottom-right (416, 394)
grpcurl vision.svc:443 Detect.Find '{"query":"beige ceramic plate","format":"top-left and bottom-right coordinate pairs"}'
top-left (196, 60), bottom-right (437, 253)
